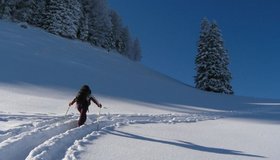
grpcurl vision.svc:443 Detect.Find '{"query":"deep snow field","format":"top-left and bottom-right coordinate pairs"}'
top-left (0, 21), bottom-right (280, 160)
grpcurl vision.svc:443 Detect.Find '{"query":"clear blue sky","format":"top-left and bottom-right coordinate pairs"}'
top-left (108, 0), bottom-right (280, 99)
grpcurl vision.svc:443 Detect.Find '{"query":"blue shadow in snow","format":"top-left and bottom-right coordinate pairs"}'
top-left (106, 130), bottom-right (266, 158)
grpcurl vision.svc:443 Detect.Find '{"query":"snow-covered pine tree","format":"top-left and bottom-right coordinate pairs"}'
top-left (208, 21), bottom-right (233, 94)
top-left (127, 37), bottom-right (140, 61)
top-left (0, 0), bottom-right (17, 19)
top-left (0, 1), bottom-right (9, 19)
top-left (131, 38), bottom-right (142, 61)
top-left (77, 12), bottom-right (89, 41)
top-left (62, 0), bottom-right (82, 39)
top-left (195, 18), bottom-right (233, 94)
top-left (110, 10), bottom-right (123, 50)
top-left (0, 0), bottom-right (44, 26)
top-left (118, 26), bottom-right (131, 56)
top-left (77, 0), bottom-right (90, 41)
top-left (0, 1), bottom-right (3, 15)
top-left (87, 0), bottom-right (112, 50)
top-left (28, 0), bottom-right (46, 27)
top-left (42, 0), bottom-right (81, 38)
top-left (195, 18), bottom-right (210, 90)
top-left (13, 0), bottom-right (35, 22)
top-left (42, 0), bottom-right (67, 36)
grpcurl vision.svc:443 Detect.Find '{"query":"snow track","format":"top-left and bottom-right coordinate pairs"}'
top-left (63, 113), bottom-right (221, 160)
top-left (0, 114), bottom-right (74, 143)
top-left (0, 113), bottom-right (221, 160)
top-left (30, 113), bottom-right (221, 160)
top-left (0, 114), bottom-right (78, 160)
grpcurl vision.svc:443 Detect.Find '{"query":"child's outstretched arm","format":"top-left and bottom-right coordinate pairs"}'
top-left (69, 97), bottom-right (77, 106)
top-left (90, 96), bottom-right (102, 108)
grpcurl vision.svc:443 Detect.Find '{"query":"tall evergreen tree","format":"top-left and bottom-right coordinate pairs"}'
top-left (195, 18), bottom-right (233, 94)
top-left (77, 0), bottom-right (90, 41)
top-left (118, 26), bottom-right (131, 55)
top-left (42, 0), bottom-right (67, 36)
top-left (129, 38), bottom-right (142, 61)
top-left (0, 0), bottom-right (17, 19)
top-left (28, 0), bottom-right (46, 27)
top-left (110, 10), bottom-right (123, 50)
top-left (13, 0), bottom-right (35, 22)
top-left (195, 18), bottom-right (210, 90)
top-left (87, 0), bottom-right (112, 50)
top-left (63, 0), bottom-right (82, 38)
top-left (42, 0), bottom-right (81, 38)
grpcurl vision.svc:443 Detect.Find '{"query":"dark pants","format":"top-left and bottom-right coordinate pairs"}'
top-left (77, 106), bottom-right (88, 126)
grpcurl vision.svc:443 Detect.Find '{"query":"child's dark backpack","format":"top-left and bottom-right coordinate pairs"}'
top-left (76, 85), bottom-right (91, 107)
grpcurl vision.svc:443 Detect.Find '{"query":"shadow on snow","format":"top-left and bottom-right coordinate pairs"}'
top-left (107, 130), bottom-right (266, 158)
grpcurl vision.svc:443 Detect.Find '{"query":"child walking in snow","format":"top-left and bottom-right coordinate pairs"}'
top-left (69, 85), bottom-right (102, 126)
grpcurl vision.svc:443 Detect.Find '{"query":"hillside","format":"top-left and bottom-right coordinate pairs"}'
top-left (0, 21), bottom-right (280, 160)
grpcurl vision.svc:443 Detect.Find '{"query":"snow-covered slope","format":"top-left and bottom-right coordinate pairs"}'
top-left (0, 21), bottom-right (278, 114)
top-left (0, 21), bottom-right (279, 160)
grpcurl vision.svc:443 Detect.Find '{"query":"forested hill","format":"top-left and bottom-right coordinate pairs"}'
top-left (0, 0), bottom-right (141, 61)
